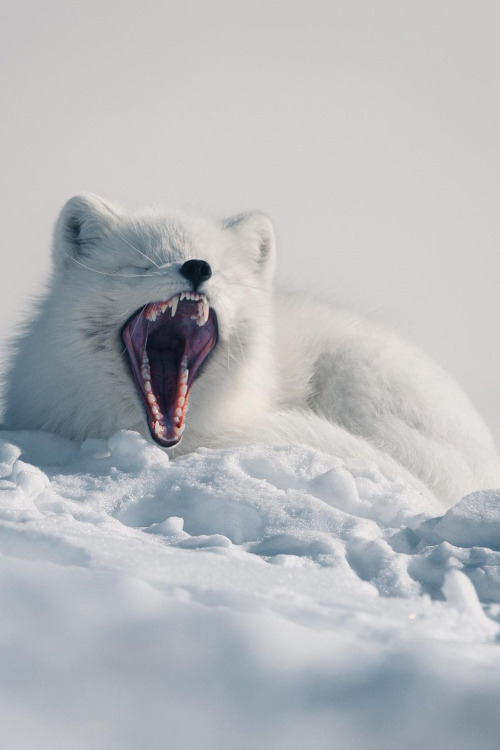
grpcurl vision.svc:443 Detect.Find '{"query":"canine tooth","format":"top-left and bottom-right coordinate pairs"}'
top-left (170, 295), bottom-right (179, 317)
top-left (202, 299), bottom-right (209, 322)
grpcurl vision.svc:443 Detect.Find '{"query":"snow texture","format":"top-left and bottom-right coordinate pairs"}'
top-left (1, 428), bottom-right (500, 750)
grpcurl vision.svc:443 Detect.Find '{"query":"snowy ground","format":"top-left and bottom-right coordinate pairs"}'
top-left (1, 429), bottom-right (500, 750)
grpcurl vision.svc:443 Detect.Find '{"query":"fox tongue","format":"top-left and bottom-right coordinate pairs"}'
top-left (148, 347), bottom-right (181, 419)
top-left (145, 347), bottom-right (189, 442)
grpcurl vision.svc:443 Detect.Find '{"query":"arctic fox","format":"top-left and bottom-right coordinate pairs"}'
top-left (4, 194), bottom-right (500, 508)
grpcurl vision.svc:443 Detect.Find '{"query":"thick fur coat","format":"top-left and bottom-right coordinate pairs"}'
top-left (4, 194), bottom-right (500, 509)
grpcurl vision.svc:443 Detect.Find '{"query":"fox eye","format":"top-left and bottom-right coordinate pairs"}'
top-left (122, 264), bottom-right (153, 273)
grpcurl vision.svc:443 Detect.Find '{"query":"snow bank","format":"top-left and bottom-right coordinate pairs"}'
top-left (0, 428), bottom-right (500, 750)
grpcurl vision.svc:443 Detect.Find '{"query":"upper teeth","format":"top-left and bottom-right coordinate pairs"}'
top-left (145, 292), bottom-right (209, 325)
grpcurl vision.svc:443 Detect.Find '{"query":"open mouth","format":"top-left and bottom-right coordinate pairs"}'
top-left (122, 292), bottom-right (218, 447)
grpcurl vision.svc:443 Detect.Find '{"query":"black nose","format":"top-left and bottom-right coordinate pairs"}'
top-left (179, 259), bottom-right (212, 290)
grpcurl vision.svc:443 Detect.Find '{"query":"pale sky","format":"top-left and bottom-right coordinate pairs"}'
top-left (1, 0), bottom-right (499, 437)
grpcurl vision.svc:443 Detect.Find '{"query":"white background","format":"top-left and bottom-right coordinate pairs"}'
top-left (1, 0), bottom-right (498, 437)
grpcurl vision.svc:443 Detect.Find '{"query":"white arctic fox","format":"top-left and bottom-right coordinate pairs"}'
top-left (4, 194), bottom-right (500, 508)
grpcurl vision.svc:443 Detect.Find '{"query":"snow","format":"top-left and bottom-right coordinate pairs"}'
top-left (1, 428), bottom-right (500, 749)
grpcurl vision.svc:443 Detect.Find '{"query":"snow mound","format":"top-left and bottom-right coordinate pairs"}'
top-left (1, 428), bottom-right (500, 750)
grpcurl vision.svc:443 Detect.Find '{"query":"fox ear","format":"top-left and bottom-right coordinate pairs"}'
top-left (224, 211), bottom-right (276, 281)
top-left (53, 193), bottom-right (120, 269)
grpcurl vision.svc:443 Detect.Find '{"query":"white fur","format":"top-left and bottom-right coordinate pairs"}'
top-left (4, 194), bottom-right (500, 509)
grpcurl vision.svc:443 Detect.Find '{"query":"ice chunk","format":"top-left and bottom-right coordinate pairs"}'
top-left (434, 490), bottom-right (500, 549)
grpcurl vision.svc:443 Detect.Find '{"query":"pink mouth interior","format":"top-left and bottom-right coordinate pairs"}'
top-left (122, 296), bottom-right (217, 446)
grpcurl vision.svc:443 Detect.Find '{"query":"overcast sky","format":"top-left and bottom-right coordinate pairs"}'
top-left (1, 0), bottom-right (499, 437)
